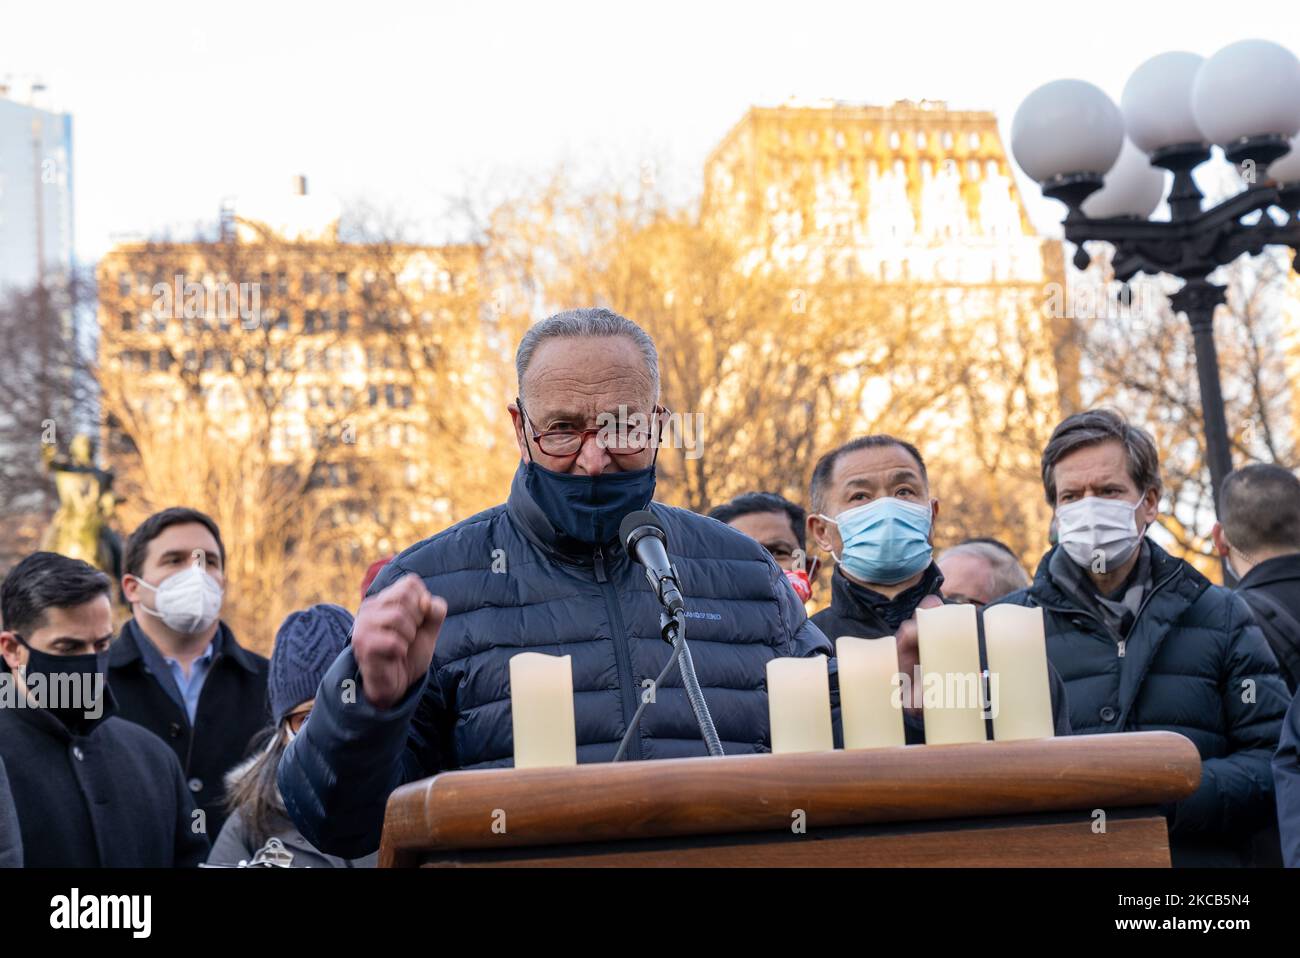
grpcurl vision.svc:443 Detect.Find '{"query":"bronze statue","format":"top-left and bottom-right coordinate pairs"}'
top-left (42, 434), bottom-right (122, 579)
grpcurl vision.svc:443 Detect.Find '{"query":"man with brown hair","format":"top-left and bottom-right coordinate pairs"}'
top-left (993, 409), bottom-right (1289, 866)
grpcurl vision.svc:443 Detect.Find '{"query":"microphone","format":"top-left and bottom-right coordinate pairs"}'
top-left (614, 509), bottom-right (725, 760)
top-left (619, 510), bottom-right (684, 616)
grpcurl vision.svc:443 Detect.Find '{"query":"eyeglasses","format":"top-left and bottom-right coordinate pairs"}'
top-left (517, 398), bottom-right (668, 459)
top-left (286, 709), bottom-right (312, 734)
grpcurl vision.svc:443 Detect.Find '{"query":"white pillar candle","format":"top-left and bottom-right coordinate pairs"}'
top-left (836, 636), bottom-right (906, 749)
top-left (982, 604), bottom-right (1055, 741)
top-left (916, 604), bottom-right (986, 744)
top-left (766, 655), bottom-right (834, 754)
top-left (509, 651), bottom-right (577, 768)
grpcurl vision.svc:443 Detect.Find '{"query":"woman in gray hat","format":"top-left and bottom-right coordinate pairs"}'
top-left (208, 604), bottom-right (375, 868)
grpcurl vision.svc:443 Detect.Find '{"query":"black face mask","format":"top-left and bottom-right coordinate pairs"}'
top-left (14, 634), bottom-right (108, 725)
top-left (523, 460), bottom-right (657, 545)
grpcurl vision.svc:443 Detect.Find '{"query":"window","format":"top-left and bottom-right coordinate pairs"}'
top-left (368, 384), bottom-right (378, 406)
top-left (336, 272), bottom-right (348, 293)
top-left (302, 272), bottom-right (315, 295)
top-left (889, 131), bottom-right (901, 150)
top-left (120, 310), bottom-right (134, 332)
top-left (277, 273), bottom-right (288, 295)
top-left (385, 384), bottom-right (396, 407)
top-left (337, 310), bottom-right (349, 332)
top-left (917, 131), bottom-right (927, 150)
top-left (118, 273), bottom-right (131, 297)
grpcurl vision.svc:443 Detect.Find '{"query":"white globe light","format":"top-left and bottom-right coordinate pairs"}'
top-left (1192, 39), bottom-right (1300, 144)
top-left (1011, 79), bottom-right (1124, 182)
top-left (1270, 132), bottom-right (1300, 184)
top-left (1081, 138), bottom-right (1167, 218)
top-left (1121, 52), bottom-right (1206, 154)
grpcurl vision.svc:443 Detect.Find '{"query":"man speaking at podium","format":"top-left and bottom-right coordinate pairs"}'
top-left (278, 308), bottom-right (833, 858)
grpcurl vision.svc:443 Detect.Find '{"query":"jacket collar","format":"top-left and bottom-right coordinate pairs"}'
top-left (1237, 552), bottom-right (1300, 591)
top-left (827, 561), bottom-right (945, 632)
top-left (1029, 538), bottom-right (1210, 724)
top-left (111, 617), bottom-right (260, 675)
top-left (5, 681), bottom-right (121, 742)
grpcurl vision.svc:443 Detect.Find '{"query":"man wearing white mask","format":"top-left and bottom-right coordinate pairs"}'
top-left (110, 507), bottom-right (269, 842)
top-left (993, 409), bottom-right (1289, 867)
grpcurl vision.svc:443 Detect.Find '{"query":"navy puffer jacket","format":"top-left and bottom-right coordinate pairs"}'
top-left (996, 540), bottom-right (1290, 865)
top-left (279, 464), bottom-right (832, 857)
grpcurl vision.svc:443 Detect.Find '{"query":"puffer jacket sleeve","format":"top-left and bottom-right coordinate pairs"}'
top-left (1171, 593), bottom-right (1289, 837)
top-left (278, 645), bottom-right (446, 858)
top-left (0, 755), bottom-right (21, 868)
top-left (1273, 695), bottom-right (1300, 867)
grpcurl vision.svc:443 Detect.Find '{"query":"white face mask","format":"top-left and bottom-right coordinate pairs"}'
top-left (1056, 496), bottom-right (1146, 572)
top-left (137, 564), bottom-right (224, 634)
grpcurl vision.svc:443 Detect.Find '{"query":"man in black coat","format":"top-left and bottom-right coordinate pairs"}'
top-left (993, 410), bottom-right (1290, 866)
top-left (1212, 463), bottom-right (1300, 693)
top-left (0, 552), bottom-right (209, 867)
top-left (0, 756), bottom-right (21, 868)
top-left (108, 507), bottom-right (269, 844)
top-left (806, 435), bottom-right (1069, 744)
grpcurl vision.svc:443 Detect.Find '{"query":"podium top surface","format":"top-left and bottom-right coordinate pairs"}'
top-left (379, 731), bottom-right (1200, 863)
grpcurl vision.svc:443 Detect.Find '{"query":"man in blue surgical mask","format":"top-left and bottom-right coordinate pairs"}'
top-left (806, 435), bottom-right (1070, 746)
top-left (277, 308), bottom-right (832, 860)
top-left (806, 435), bottom-right (944, 644)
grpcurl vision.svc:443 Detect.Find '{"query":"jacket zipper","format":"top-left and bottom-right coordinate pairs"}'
top-left (593, 546), bottom-right (642, 761)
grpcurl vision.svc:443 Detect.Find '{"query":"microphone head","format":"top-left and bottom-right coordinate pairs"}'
top-left (620, 510), bottom-right (665, 554)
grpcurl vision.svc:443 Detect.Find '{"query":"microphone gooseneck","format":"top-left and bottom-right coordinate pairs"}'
top-left (614, 510), bottom-right (725, 759)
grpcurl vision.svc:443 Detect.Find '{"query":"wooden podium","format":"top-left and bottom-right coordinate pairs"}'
top-left (379, 731), bottom-right (1200, 867)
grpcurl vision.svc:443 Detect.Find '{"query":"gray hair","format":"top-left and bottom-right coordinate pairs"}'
top-left (1041, 408), bottom-right (1162, 506)
top-left (938, 541), bottom-right (1031, 601)
top-left (515, 307), bottom-right (659, 400)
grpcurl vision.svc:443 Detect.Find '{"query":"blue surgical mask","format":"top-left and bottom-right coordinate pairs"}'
top-left (819, 497), bottom-right (933, 585)
top-left (524, 460), bottom-right (657, 545)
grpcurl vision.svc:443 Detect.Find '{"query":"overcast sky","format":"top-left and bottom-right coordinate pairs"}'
top-left (6, 0), bottom-right (1299, 262)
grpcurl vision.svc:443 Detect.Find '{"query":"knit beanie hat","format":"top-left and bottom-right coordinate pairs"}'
top-left (269, 603), bottom-right (354, 724)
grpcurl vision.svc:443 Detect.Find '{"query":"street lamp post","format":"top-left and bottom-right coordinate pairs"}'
top-left (1011, 40), bottom-right (1300, 580)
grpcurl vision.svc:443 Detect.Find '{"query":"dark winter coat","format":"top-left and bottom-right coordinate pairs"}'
top-left (996, 540), bottom-right (1290, 866)
top-left (0, 687), bottom-right (210, 867)
top-left (108, 618), bottom-right (269, 840)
